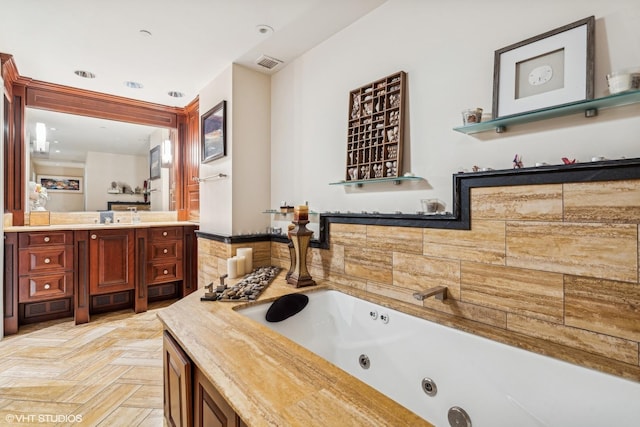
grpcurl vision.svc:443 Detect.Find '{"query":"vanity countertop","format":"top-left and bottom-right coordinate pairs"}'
top-left (157, 272), bottom-right (432, 427)
top-left (5, 221), bottom-right (198, 232)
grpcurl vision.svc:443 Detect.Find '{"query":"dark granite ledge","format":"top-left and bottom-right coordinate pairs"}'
top-left (198, 157), bottom-right (640, 249)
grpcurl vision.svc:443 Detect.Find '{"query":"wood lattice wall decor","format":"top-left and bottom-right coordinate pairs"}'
top-left (346, 71), bottom-right (406, 182)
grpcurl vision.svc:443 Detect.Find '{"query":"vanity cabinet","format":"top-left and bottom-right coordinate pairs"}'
top-left (163, 330), bottom-right (192, 427)
top-left (195, 366), bottom-right (247, 427)
top-left (3, 224), bottom-right (198, 336)
top-left (16, 231), bottom-right (74, 324)
top-left (163, 330), bottom-right (247, 427)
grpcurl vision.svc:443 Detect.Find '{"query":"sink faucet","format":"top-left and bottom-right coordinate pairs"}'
top-left (413, 286), bottom-right (448, 301)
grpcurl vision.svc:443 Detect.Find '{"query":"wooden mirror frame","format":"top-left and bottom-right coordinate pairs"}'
top-left (2, 54), bottom-right (200, 225)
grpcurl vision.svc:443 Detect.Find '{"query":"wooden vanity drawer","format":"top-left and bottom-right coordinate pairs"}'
top-left (19, 246), bottom-right (73, 274)
top-left (19, 272), bottom-right (73, 303)
top-left (149, 240), bottom-right (183, 261)
top-left (19, 231), bottom-right (73, 247)
top-left (150, 227), bottom-right (182, 241)
top-left (147, 262), bottom-right (183, 285)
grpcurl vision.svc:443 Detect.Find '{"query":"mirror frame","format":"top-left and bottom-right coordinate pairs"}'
top-left (2, 54), bottom-right (199, 224)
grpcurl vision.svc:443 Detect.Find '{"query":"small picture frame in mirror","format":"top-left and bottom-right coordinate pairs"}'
top-left (149, 145), bottom-right (161, 180)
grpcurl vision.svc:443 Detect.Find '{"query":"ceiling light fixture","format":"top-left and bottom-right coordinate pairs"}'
top-left (168, 91), bottom-right (185, 98)
top-left (256, 24), bottom-right (274, 35)
top-left (124, 81), bottom-right (144, 89)
top-left (74, 70), bottom-right (96, 79)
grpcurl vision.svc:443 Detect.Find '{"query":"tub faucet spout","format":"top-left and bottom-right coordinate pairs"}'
top-left (413, 286), bottom-right (447, 301)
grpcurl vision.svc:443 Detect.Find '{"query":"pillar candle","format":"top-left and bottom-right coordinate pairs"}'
top-left (294, 205), bottom-right (309, 221)
top-left (236, 248), bottom-right (253, 273)
top-left (227, 257), bottom-right (238, 279)
top-left (236, 255), bottom-right (246, 276)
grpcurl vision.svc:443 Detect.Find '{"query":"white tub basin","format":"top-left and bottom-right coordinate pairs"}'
top-left (238, 289), bottom-right (640, 427)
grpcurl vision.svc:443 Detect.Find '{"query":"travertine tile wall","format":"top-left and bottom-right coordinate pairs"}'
top-left (197, 239), bottom-right (272, 288)
top-left (199, 179), bottom-right (640, 381)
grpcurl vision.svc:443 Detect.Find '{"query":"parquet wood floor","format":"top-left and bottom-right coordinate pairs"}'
top-left (0, 301), bottom-right (174, 427)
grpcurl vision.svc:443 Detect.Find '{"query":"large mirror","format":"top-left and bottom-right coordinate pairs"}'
top-left (25, 108), bottom-right (174, 212)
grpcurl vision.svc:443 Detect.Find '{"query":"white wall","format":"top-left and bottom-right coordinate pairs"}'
top-left (85, 151), bottom-right (147, 211)
top-left (149, 128), bottom-right (171, 211)
top-left (32, 164), bottom-right (85, 211)
top-left (199, 65), bottom-right (233, 235)
top-left (270, 0), bottom-right (640, 214)
top-left (231, 65), bottom-right (271, 235)
top-left (199, 64), bottom-right (271, 235)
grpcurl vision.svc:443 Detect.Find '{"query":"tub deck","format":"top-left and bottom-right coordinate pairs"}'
top-left (157, 272), bottom-right (432, 427)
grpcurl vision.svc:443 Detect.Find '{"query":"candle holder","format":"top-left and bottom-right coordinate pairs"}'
top-left (287, 218), bottom-right (316, 288)
top-left (286, 224), bottom-right (296, 281)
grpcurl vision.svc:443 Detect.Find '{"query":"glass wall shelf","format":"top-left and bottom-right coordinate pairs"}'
top-left (262, 209), bottom-right (318, 215)
top-left (329, 176), bottom-right (423, 187)
top-left (453, 90), bottom-right (640, 135)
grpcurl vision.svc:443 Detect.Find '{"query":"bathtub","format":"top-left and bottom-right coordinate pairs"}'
top-left (238, 289), bottom-right (640, 427)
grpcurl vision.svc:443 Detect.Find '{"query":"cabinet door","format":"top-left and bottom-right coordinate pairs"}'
top-left (194, 367), bottom-right (244, 427)
top-left (163, 331), bottom-right (192, 427)
top-left (89, 229), bottom-right (134, 295)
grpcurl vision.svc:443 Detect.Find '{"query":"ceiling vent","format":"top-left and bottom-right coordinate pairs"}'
top-left (256, 55), bottom-right (283, 70)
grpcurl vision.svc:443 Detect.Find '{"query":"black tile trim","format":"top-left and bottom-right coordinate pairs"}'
top-left (197, 157), bottom-right (640, 250)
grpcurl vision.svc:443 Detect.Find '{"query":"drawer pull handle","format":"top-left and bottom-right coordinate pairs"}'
top-left (163, 269), bottom-right (169, 275)
top-left (44, 258), bottom-right (51, 264)
top-left (162, 231), bottom-right (168, 237)
top-left (44, 284), bottom-right (51, 290)
top-left (91, 234), bottom-right (97, 240)
top-left (163, 248), bottom-right (168, 254)
top-left (44, 236), bottom-right (51, 243)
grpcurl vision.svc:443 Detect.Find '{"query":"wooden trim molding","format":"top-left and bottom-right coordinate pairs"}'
top-left (24, 79), bottom-right (180, 128)
top-left (1, 53), bottom-right (19, 94)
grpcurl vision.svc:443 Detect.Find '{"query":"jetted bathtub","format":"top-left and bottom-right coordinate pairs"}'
top-left (238, 289), bottom-right (640, 427)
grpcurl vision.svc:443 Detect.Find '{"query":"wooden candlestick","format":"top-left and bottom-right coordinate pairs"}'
top-left (287, 219), bottom-right (316, 288)
top-left (286, 224), bottom-right (296, 280)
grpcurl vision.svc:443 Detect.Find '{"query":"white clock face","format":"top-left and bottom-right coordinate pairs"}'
top-left (528, 65), bottom-right (553, 86)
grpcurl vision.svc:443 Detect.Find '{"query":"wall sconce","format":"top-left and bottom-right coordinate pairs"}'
top-left (35, 122), bottom-right (48, 153)
top-left (161, 139), bottom-right (172, 167)
top-left (32, 122), bottom-right (50, 156)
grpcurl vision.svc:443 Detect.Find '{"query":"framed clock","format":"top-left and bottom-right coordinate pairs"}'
top-left (492, 16), bottom-right (595, 119)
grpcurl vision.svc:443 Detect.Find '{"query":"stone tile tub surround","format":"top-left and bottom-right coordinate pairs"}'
top-left (198, 165), bottom-right (640, 383)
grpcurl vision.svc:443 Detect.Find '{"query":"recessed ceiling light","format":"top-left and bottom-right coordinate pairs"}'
top-left (124, 81), bottom-right (144, 89)
top-left (256, 24), bottom-right (273, 35)
top-left (139, 29), bottom-right (152, 37)
top-left (168, 91), bottom-right (185, 98)
top-left (74, 70), bottom-right (96, 79)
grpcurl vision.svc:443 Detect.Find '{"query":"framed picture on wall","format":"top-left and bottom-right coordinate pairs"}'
top-left (201, 100), bottom-right (226, 163)
top-left (492, 16), bottom-right (595, 118)
top-left (150, 145), bottom-right (161, 179)
top-left (37, 175), bottom-right (83, 193)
